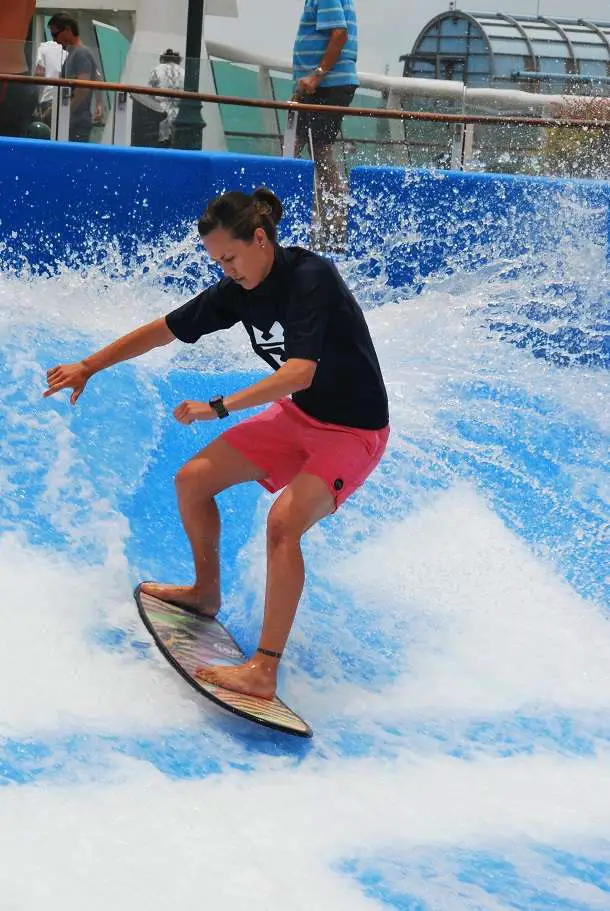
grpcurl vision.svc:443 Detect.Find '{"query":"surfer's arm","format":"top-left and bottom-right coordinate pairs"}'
top-left (225, 359), bottom-right (316, 411)
top-left (173, 359), bottom-right (316, 424)
top-left (44, 318), bottom-right (175, 404)
top-left (81, 318), bottom-right (175, 376)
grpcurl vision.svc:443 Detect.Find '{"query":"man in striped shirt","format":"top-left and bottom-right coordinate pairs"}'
top-left (292, 0), bottom-right (358, 249)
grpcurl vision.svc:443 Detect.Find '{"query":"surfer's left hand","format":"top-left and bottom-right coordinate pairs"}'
top-left (173, 400), bottom-right (216, 424)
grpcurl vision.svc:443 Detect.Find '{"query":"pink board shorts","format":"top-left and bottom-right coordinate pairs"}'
top-left (221, 398), bottom-right (390, 509)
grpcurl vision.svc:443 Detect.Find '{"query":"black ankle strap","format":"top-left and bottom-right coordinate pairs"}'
top-left (257, 647), bottom-right (283, 659)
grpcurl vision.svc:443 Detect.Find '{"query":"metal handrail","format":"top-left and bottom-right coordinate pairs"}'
top-left (2, 72), bottom-right (610, 130)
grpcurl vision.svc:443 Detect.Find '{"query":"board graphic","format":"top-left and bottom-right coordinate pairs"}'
top-left (135, 586), bottom-right (312, 738)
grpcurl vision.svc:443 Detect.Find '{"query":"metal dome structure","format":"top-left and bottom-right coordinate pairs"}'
top-left (401, 11), bottom-right (610, 93)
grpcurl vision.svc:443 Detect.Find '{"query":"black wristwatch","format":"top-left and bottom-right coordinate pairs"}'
top-left (209, 395), bottom-right (230, 419)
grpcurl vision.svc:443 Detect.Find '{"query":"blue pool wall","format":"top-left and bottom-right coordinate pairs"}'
top-left (0, 139), bottom-right (313, 274)
top-left (2, 137), bottom-right (610, 285)
top-left (348, 165), bottom-right (610, 290)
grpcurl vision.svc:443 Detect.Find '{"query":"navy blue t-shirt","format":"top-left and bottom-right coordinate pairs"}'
top-left (165, 245), bottom-right (389, 430)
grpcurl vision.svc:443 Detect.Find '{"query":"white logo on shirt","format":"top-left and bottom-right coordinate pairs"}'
top-left (252, 322), bottom-right (285, 367)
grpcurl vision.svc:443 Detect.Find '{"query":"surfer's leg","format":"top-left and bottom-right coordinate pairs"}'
top-left (199, 472), bottom-right (333, 697)
top-left (140, 438), bottom-right (266, 614)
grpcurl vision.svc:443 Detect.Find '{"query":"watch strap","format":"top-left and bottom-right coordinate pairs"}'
top-left (209, 395), bottom-right (230, 419)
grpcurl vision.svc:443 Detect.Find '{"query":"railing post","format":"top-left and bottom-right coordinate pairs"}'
top-left (386, 89), bottom-right (405, 144)
top-left (282, 107), bottom-right (298, 158)
top-left (451, 122), bottom-right (474, 170)
top-left (112, 91), bottom-right (131, 146)
top-left (258, 65), bottom-right (280, 151)
top-left (57, 87), bottom-right (71, 142)
top-left (462, 123), bottom-right (474, 170)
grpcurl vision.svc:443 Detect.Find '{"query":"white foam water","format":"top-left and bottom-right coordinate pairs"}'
top-left (0, 229), bottom-right (608, 909)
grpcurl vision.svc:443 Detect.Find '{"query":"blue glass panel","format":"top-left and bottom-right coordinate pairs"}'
top-left (493, 55), bottom-right (529, 76)
top-left (417, 37), bottom-right (439, 52)
top-left (564, 28), bottom-right (604, 41)
top-left (579, 60), bottom-right (609, 76)
top-left (484, 26), bottom-right (523, 40)
top-left (488, 38), bottom-right (530, 55)
top-left (531, 41), bottom-right (572, 59)
top-left (411, 60), bottom-right (436, 76)
top-left (438, 36), bottom-right (469, 53)
top-left (536, 57), bottom-right (569, 73)
top-left (440, 17), bottom-right (471, 36)
top-left (467, 74), bottom-right (490, 86)
top-left (467, 39), bottom-right (487, 53)
top-left (468, 56), bottom-right (493, 74)
top-left (572, 46), bottom-right (610, 61)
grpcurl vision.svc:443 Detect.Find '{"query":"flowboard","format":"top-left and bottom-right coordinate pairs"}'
top-left (135, 586), bottom-right (313, 738)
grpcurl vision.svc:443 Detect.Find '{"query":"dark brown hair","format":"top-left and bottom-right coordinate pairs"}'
top-left (48, 13), bottom-right (80, 37)
top-left (198, 188), bottom-right (283, 244)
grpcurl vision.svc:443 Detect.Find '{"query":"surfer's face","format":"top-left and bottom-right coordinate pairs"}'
top-left (202, 227), bottom-right (274, 291)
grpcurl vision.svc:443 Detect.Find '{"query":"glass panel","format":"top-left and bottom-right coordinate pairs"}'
top-left (467, 74), bottom-right (490, 87)
top-left (341, 92), bottom-right (381, 140)
top-left (483, 26), bottom-right (523, 39)
top-left (536, 57), bottom-right (570, 73)
top-left (411, 60), bottom-right (436, 76)
top-left (211, 60), bottom-right (267, 136)
top-left (492, 55), bottom-right (530, 75)
top-left (578, 60), bottom-right (609, 76)
top-left (466, 39), bottom-right (487, 53)
top-left (93, 19), bottom-right (130, 113)
top-left (573, 46), bottom-right (610, 61)
top-left (467, 56), bottom-right (492, 74)
top-left (530, 42), bottom-right (572, 59)
top-left (417, 37), bottom-right (439, 53)
top-left (439, 17), bottom-right (471, 36)
top-left (564, 30), bottom-right (605, 44)
top-left (438, 37), bottom-right (469, 54)
top-left (226, 136), bottom-right (281, 157)
top-left (271, 74), bottom-right (293, 132)
top-left (488, 39), bottom-right (530, 55)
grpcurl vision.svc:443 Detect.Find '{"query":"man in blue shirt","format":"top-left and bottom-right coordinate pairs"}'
top-left (292, 0), bottom-right (358, 249)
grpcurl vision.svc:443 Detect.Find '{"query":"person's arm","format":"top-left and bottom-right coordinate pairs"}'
top-left (173, 358), bottom-right (317, 425)
top-left (71, 69), bottom-right (92, 112)
top-left (44, 317), bottom-right (175, 405)
top-left (297, 28), bottom-right (347, 96)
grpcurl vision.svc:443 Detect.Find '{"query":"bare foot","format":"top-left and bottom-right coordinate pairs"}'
top-left (196, 655), bottom-right (278, 700)
top-left (139, 582), bottom-right (220, 618)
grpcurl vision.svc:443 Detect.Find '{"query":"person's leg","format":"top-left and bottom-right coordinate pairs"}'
top-left (312, 140), bottom-right (346, 246)
top-left (69, 124), bottom-right (92, 143)
top-left (141, 438), bottom-right (266, 614)
top-left (308, 86), bottom-right (356, 249)
top-left (198, 472), bottom-right (334, 698)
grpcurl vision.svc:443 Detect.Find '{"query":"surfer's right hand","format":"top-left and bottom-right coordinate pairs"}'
top-left (44, 361), bottom-right (91, 405)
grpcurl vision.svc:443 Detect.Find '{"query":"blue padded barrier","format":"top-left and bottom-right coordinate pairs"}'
top-left (348, 166), bottom-right (610, 290)
top-left (0, 138), bottom-right (313, 276)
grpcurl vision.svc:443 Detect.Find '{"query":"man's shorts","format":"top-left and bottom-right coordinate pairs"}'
top-left (0, 78), bottom-right (37, 138)
top-left (296, 85), bottom-right (357, 147)
top-left (221, 398), bottom-right (389, 510)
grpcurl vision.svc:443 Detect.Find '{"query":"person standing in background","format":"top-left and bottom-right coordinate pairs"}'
top-left (148, 48), bottom-right (186, 147)
top-left (0, 0), bottom-right (37, 137)
top-left (35, 39), bottom-right (67, 127)
top-left (292, 0), bottom-right (359, 250)
top-left (48, 12), bottom-right (99, 143)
